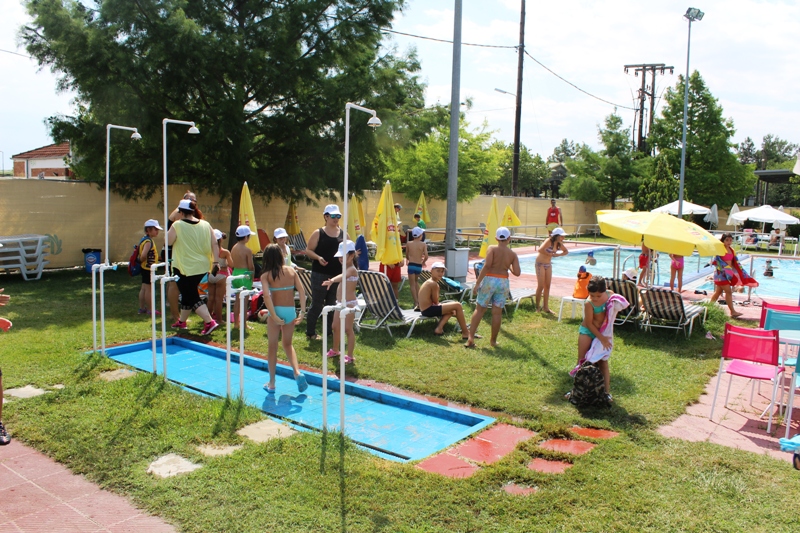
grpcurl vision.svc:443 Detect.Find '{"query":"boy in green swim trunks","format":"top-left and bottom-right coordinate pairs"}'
top-left (230, 225), bottom-right (255, 327)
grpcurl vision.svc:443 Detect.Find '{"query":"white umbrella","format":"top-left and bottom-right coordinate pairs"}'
top-left (703, 204), bottom-right (719, 227)
top-left (728, 205), bottom-right (799, 225)
top-left (726, 203), bottom-right (740, 226)
top-left (651, 200), bottom-right (710, 216)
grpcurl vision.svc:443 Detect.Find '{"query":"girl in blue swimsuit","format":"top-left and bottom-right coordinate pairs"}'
top-left (260, 244), bottom-right (307, 394)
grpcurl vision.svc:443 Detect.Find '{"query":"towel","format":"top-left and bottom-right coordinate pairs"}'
top-left (584, 294), bottom-right (630, 363)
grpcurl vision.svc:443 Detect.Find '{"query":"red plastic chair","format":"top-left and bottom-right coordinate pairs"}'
top-left (759, 301), bottom-right (800, 328)
top-left (709, 323), bottom-right (785, 433)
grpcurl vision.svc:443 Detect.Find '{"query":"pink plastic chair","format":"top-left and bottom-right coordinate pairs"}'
top-left (709, 323), bottom-right (785, 433)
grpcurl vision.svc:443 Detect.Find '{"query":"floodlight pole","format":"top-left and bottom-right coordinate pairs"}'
top-left (445, 0), bottom-right (462, 254)
top-left (677, 8), bottom-right (704, 218)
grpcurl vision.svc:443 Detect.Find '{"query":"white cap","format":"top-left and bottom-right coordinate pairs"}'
top-left (411, 227), bottom-right (424, 238)
top-left (323, 204), bottom-right (342, 216)
top-left (551, 227), bottom-right (566, 236)
top-left (334, 240), bottom-right (356, 257)
top-left (145, 219), bottom-right (163, 230)
top-left (213, 229), bottom-right (223, 241)
top-left (178, 199), bottom-right (193, 210)
top-left (496, 227), bottom-right (511, 240)
top-left (274, 227), bottom-right (289, 239)
top-left (235, 225), bottom-right (253, 237)
top-left (623, 267), bottom-right (638, 280)
top-left (430, 261), bottom-right (446, 270)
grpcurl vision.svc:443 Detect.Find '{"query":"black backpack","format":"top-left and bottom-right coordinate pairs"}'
top-left (569, 361), bottom-right (610, 407)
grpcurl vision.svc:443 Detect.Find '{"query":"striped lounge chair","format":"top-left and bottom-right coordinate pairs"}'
top-left (287, 231), bottom-right (308, 261)
top-left (356, 270), bottom-right (435, 338)
top-left (606, 278), bottom-right (640, 326)
top-left (639, 287), bottom-right (707, 337)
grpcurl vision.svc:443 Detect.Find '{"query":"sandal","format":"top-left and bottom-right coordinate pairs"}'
top-left (0, 421), bottom-right (10, 445)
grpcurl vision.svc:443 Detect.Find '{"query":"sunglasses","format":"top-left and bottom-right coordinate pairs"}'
top-left (328, 214), bottom-right (342, 219)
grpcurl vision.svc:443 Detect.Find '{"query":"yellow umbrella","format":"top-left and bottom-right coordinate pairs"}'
top-left (373, 181), bottom-right (403, 265)
top-left (347, 194), bottom-right (364, 241)
top-left (501, 204), bottom-right (522, 227)
top-left (415, 192), bottom-right (431, 225)
top-left (479, 195), bottom-right (500, 258)
top-left (597, 210), bottom-right (726, 256)
top-left (238, 182), bottom-right (261, 254)
top-left (356, 195), bottom-right (367, 240)
top-left (284, 200), bottom-right (302, 236)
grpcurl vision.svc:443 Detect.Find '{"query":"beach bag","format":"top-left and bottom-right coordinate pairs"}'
top-left (569, 361), bottom-right (610, 407)
top-left (128, 236), bottom-right (148, 277)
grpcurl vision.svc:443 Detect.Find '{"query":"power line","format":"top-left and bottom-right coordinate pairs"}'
top-left (524, 50), bottom-right (635, 111)
top-left (381, 28), bottom-right (517, 49)
top-left (0, 48), bottom-right (32, 59)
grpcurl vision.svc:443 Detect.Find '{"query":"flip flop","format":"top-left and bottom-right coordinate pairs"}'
top-left (295, 374), bottom-right (308, 393)
top-left (464, 342), bottom-right (476, 349)
top-left (0, 318), bottom-right (12, 332)
top-left (263, 384), bottom-right (276, 394)
top-left (461, 334), bottom-right (483, 340)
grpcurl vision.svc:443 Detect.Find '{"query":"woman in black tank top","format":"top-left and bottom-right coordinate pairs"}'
top-left (311, 227), bottom-right (343, 276)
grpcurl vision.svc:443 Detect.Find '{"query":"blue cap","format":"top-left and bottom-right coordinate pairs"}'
top-left (587, 251), bottom-right (594, 257)
top-left (579, 265), bottom-right (587, 273)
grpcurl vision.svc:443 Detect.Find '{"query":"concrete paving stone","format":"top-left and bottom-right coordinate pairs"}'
top-left (539, 439), bottom-right (596, 456)
top-left (571, 427), bottom-right (619, 439)
top-left (0, 439), bottom-right (36, 461)
top-left (107, 513), bottom-right (177, 532)
top-left (0, 482), bottom-right (61, 521)
top-left (146, 453), bottom-right (202, 478)
top-left (451, 423), bottom-right (536, 465)
top-left (502, 483), bottom-right (538, 496)
top-left (2, 450), bottom-right (70, 482)
top-left (196, 444), bottom-right (243, 457)
top-left (236, 419), bottom-right (297, 443)
top-left (51, 384), bottom-right (65, 389)
top-left (69, 489), bottom-right (145, 528)
top-left (527, 458), bottom-right (573, 474)
top-left (0, 465), bottom-right (27, 491)
top-left (416, 453), bottom-right (480, 478)
top-left (13, 505), bottom-right (103, 532)
top-left (4, 385), bottom-right (48, 399)
top-left (98, 369), bottom-right (137, 382)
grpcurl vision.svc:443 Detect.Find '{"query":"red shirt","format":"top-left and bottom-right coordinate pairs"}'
top-left (546, 207), bottom-right (560, 224)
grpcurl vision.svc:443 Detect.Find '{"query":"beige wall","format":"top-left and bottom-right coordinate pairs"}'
top-left (0, 180), bottom-right (607, 269)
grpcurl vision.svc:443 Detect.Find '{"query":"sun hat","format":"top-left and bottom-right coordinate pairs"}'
top-left (323, 204), bottom-right (341, 216)
top-left (411, 227), bottom-right (424, 238)
top-left (431, 261), bottom-right (446, 270)
top-left (145, 219), bottom-right (163, 230)
top-left (235, 225), bottom-right (253, 237)
top-left (178, 199), bottom-right (193, 210)
top-left (623, 267), bottom-right (638, 280)
top-left (551, 227), bottom-right (566, 236)
top-left (274, 227), bottom-right (289, 239)
top-left (213, 229), bottom-right (223, 241)
top-left (496, 227), bottom-right (511, 240)
top-left (394, 203), bottom-right (402, 209)
top-left (334, 240), bottom-right (356, 257)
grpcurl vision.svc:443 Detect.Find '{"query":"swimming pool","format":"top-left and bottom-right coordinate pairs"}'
top-left (512, 246), bottom-right (714, 285)
top-left (693, 256), bottom-right (800, 301)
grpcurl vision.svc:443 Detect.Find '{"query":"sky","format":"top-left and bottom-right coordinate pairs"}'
top-left (2, 0), bottom-right (799, 172)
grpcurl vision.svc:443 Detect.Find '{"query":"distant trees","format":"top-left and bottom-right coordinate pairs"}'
top-left (632, 157), bottom-right (678, 212)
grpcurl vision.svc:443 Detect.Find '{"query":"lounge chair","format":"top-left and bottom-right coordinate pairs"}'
top-left (287, 231), bottom-right (308, 261)
top-left (296, 268), bottom-right (313, 313)
top-left (356, 271), bottom-right (436, 337)
top-left (639, 287), bottom-right (707, 337)
top-left (606, 278), bottom-right (640, 326)
top-left (417, 270), bottom-right (471, 302)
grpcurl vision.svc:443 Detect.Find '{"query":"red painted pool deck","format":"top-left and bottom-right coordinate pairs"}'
top-left (0, 439), bottom-right (175, 532)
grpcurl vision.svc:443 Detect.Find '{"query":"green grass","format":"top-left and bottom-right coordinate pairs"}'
top-left (2, 269), bottom-right (799, 532)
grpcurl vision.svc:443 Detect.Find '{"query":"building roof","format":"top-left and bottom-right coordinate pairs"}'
top-left (754, 169), bottom-right (796, 184)
top-left (12, 142), bottom-right (70, 160)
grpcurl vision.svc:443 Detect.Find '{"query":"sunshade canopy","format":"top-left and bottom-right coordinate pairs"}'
top-left (651, 200), bottom-right (710, 215)
top-left (727, 205), bottom-right (799, 225)
top-left (597, 210), bottom-right (726, 256)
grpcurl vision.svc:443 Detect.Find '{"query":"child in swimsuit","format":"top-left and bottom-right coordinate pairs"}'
top-left (322, 240), bottom-right (359, 363)
top-left (669, 254), bottom-right (684, 292)
top-left (260, 244), bottom-right (307, 394)
top-left (573, 276), bottom-right (613, 400)
top-left (405, 227), bottom-right (428, 310)
top-left (638, 244), bottom-right (650, 287)
top-left (230, 225), bottom-right (255, 327)
top-left (206, 229), bottom-right (232, 323)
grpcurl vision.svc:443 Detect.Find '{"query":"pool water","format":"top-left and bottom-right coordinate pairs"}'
top-left (515, 247), bottom-right (713, 285)
top-left (694, 256), bottom-right (800, 300)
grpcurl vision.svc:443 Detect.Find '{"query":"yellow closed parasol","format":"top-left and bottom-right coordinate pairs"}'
top-left (238, 182), bottom-right (261, 254)
top-left (415, 192), bottom-right (431, 225)
top-left (596, 210), bottom-right (726, 256)
top-left (284, 200), bottom-right (302, 236)
top-left (347, 194), bottom-right (364, 241)
top-left (372, 181), bottom-right (403, 265)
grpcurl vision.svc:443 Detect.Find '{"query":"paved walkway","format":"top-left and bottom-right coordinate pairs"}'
top-left (0, 439), bottom-right (175, 532)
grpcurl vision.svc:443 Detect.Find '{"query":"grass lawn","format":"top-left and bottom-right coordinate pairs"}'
top-left (1, 268), bottom-right (798, 532)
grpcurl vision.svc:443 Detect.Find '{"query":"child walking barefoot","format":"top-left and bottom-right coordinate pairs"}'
top-left (138, 219), bottom-right (162, 315)
top-left (260, 244), bottom-right (307, 394)
top-left (573, 277), bottom-right (613, 401)
top-left (322, 241), bottom-right (358, 364)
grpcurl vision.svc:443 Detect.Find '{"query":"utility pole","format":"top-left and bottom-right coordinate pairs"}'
top-left (511, 0), bottom-right (525, 197)
top-left (623, 63), bottom-right (674, 154)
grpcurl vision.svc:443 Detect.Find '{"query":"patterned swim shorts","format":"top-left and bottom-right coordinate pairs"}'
top-left (476, 276), bottom-right (509, 308)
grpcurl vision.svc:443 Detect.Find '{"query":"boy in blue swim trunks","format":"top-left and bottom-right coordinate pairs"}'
top-left (406, 226), bottom-right (428, 309)
top-left (465, 227), bottom-right (521, 348)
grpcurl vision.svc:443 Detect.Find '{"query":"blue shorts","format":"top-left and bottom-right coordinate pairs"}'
top-left (407, 262), bottom-right (422, 275)
top-left (578, 325), bottom-right (595, 339)
top-left (272, 306), bottom-right (297, 324)
top-left (476, 276), bottom-right (509, 308)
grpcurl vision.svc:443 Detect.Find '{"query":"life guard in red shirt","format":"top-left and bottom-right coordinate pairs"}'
top-left (545, 199), bottom-right (563, 233)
